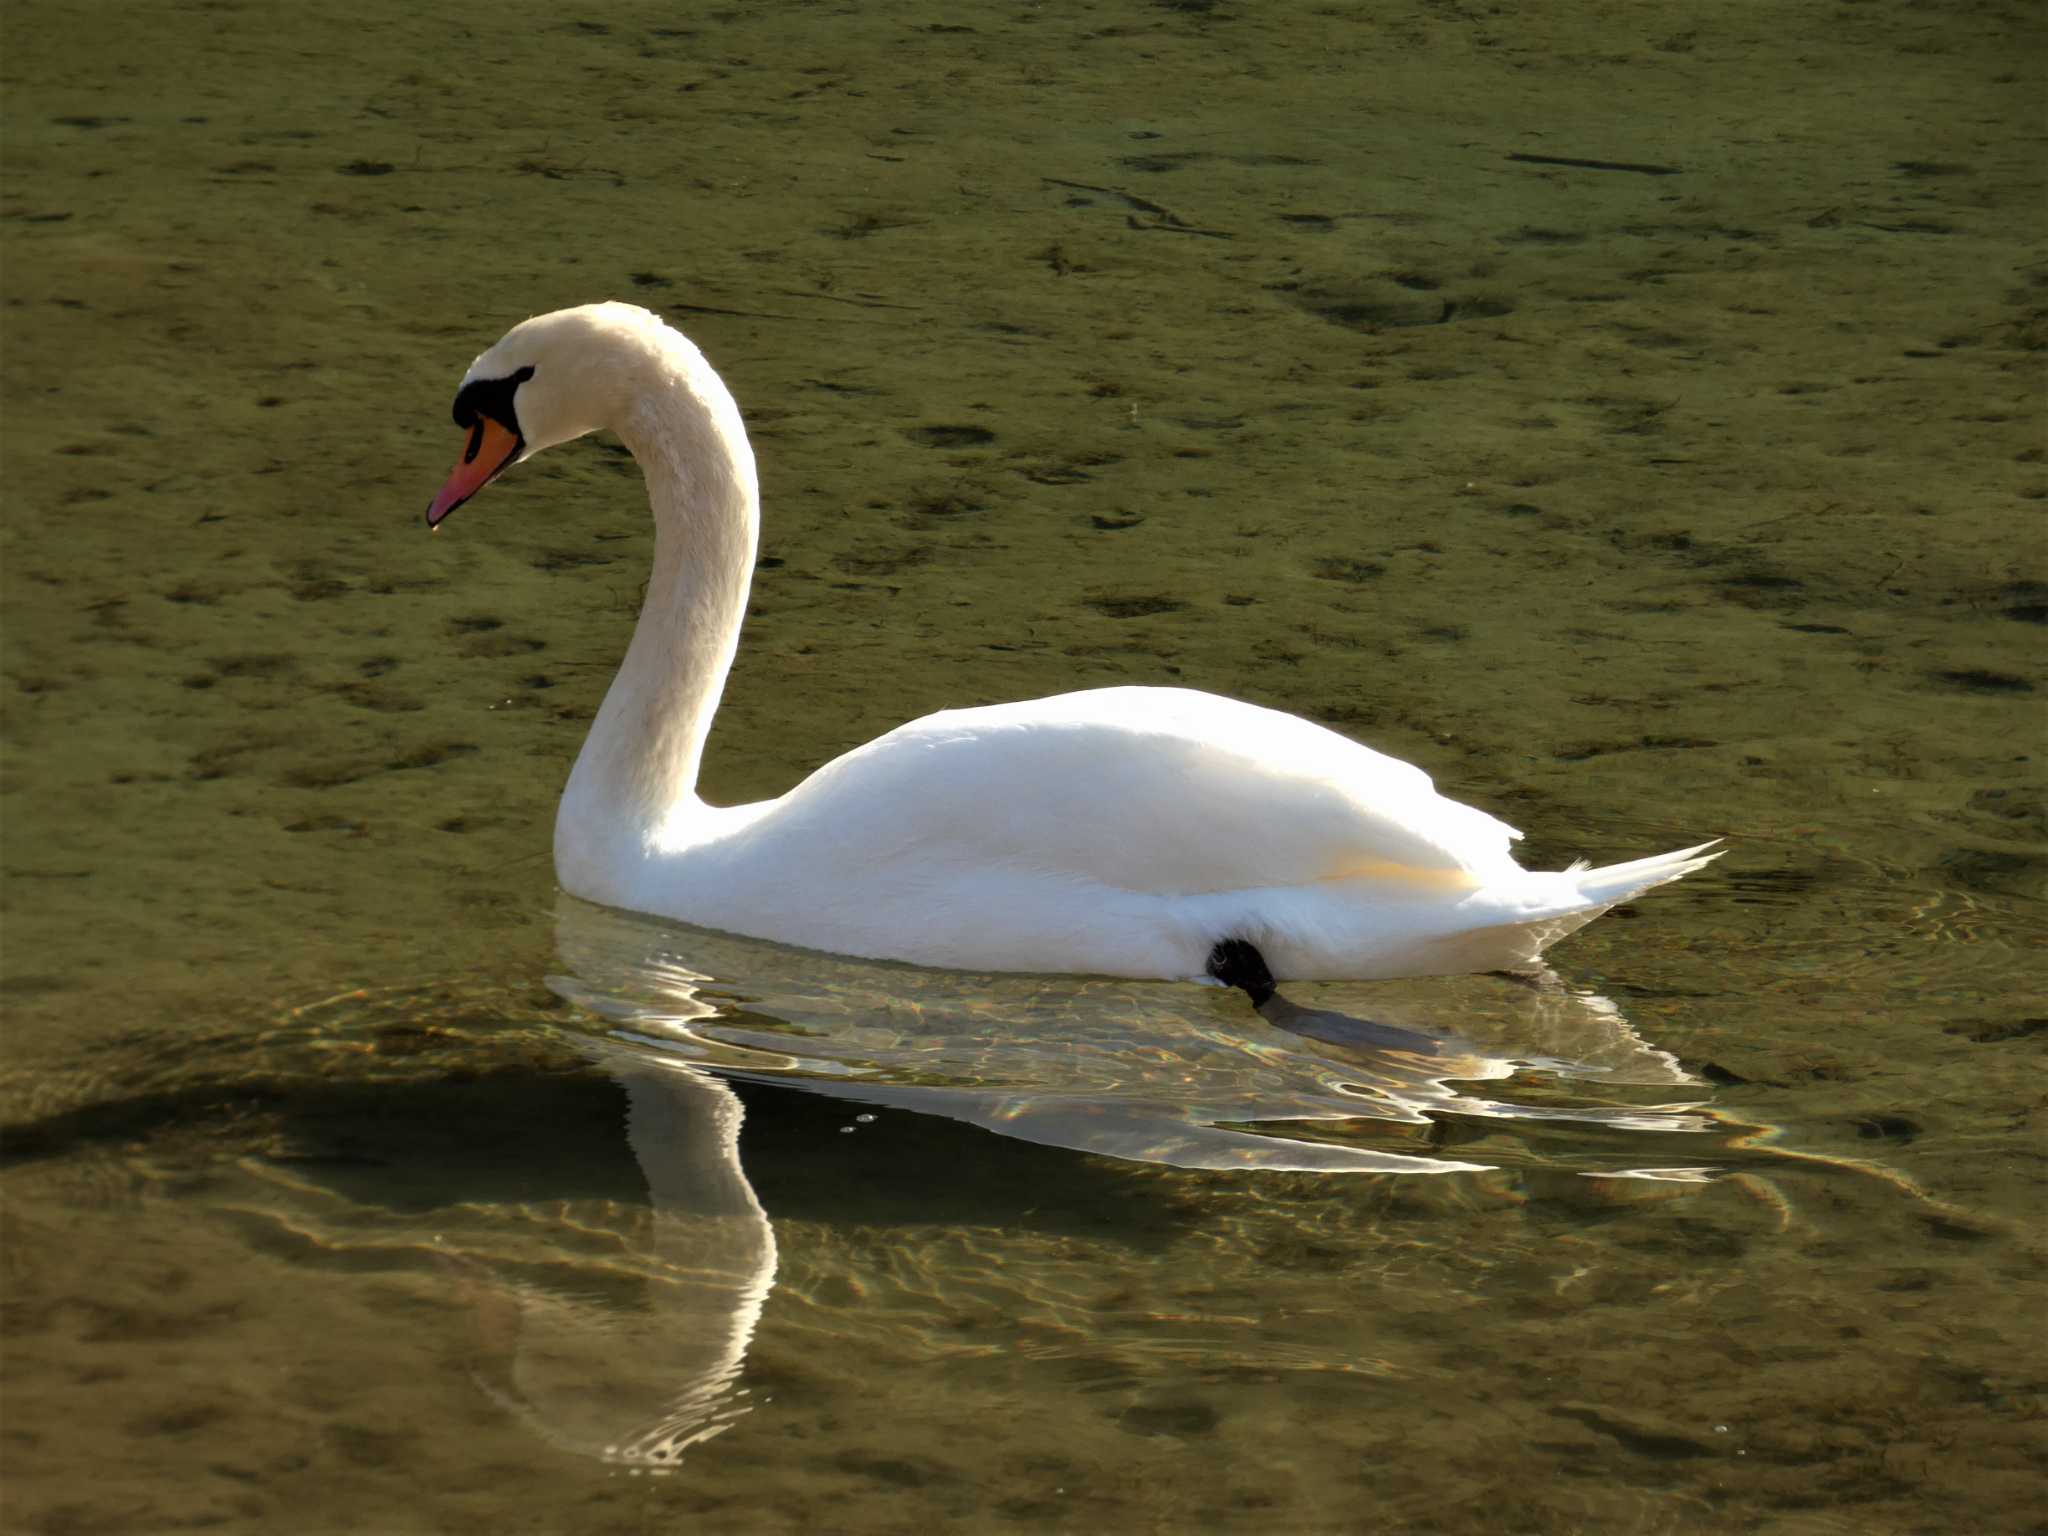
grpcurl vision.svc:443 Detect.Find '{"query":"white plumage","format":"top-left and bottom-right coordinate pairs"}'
top-left (427, 302), bottom-right (1718, 982)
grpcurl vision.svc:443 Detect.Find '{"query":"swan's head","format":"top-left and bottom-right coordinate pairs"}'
top-left (425, 302), bottom-right (679, 528)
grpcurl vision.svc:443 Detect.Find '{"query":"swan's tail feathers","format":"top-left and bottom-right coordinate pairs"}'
top-left (1569, 839), bottom-right (1723, 908)
top-left (1430, 840), bottom-right (1722, 974)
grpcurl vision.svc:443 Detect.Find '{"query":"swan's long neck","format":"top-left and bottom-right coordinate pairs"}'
top-left (555, 335), bottom-right (759, 891)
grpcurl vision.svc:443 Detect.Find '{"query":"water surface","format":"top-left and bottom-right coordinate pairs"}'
top-left (3, 1), bottom-right (2042, 1531)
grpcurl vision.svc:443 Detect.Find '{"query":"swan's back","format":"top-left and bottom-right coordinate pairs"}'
top-left (717, 686), bottom-right (1523, 899)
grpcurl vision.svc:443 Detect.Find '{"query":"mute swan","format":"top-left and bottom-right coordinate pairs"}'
top-left (425, 302), bottom-right (1717, 983)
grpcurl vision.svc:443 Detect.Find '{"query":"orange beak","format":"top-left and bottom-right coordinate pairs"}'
top-left (426, 416), bottom-right (522, 529)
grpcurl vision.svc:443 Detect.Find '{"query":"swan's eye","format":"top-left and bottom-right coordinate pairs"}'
top-left (450, 364), bottom-right (536, 434)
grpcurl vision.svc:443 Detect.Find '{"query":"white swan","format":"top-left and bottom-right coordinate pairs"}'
top-left (425, 302), bottom-right (1718, 983)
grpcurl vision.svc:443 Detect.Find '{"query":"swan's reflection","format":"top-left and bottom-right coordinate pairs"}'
top-left (458, 1046), bottom-right (776, 1469)
top-left (549, 896), bottom-right (1707, 1178)
top-left (468, 896), bottom-right (1712, 1467)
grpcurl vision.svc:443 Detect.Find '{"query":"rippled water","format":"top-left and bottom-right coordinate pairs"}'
top-left (4, 1), bottom-right (2043, 1531)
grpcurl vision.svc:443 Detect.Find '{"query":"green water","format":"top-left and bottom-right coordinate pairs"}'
top-left (3, 1), bottom-right (2042, 1531)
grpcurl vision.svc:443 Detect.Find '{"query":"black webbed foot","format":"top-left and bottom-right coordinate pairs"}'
top-left (1206, 937), bottom-right (1276, 1007)
top-left (1207, 937), bottom-right (1440, 1057)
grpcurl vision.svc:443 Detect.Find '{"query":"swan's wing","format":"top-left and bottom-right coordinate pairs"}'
top-left (767, 687), bottom-right (1522, 897)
